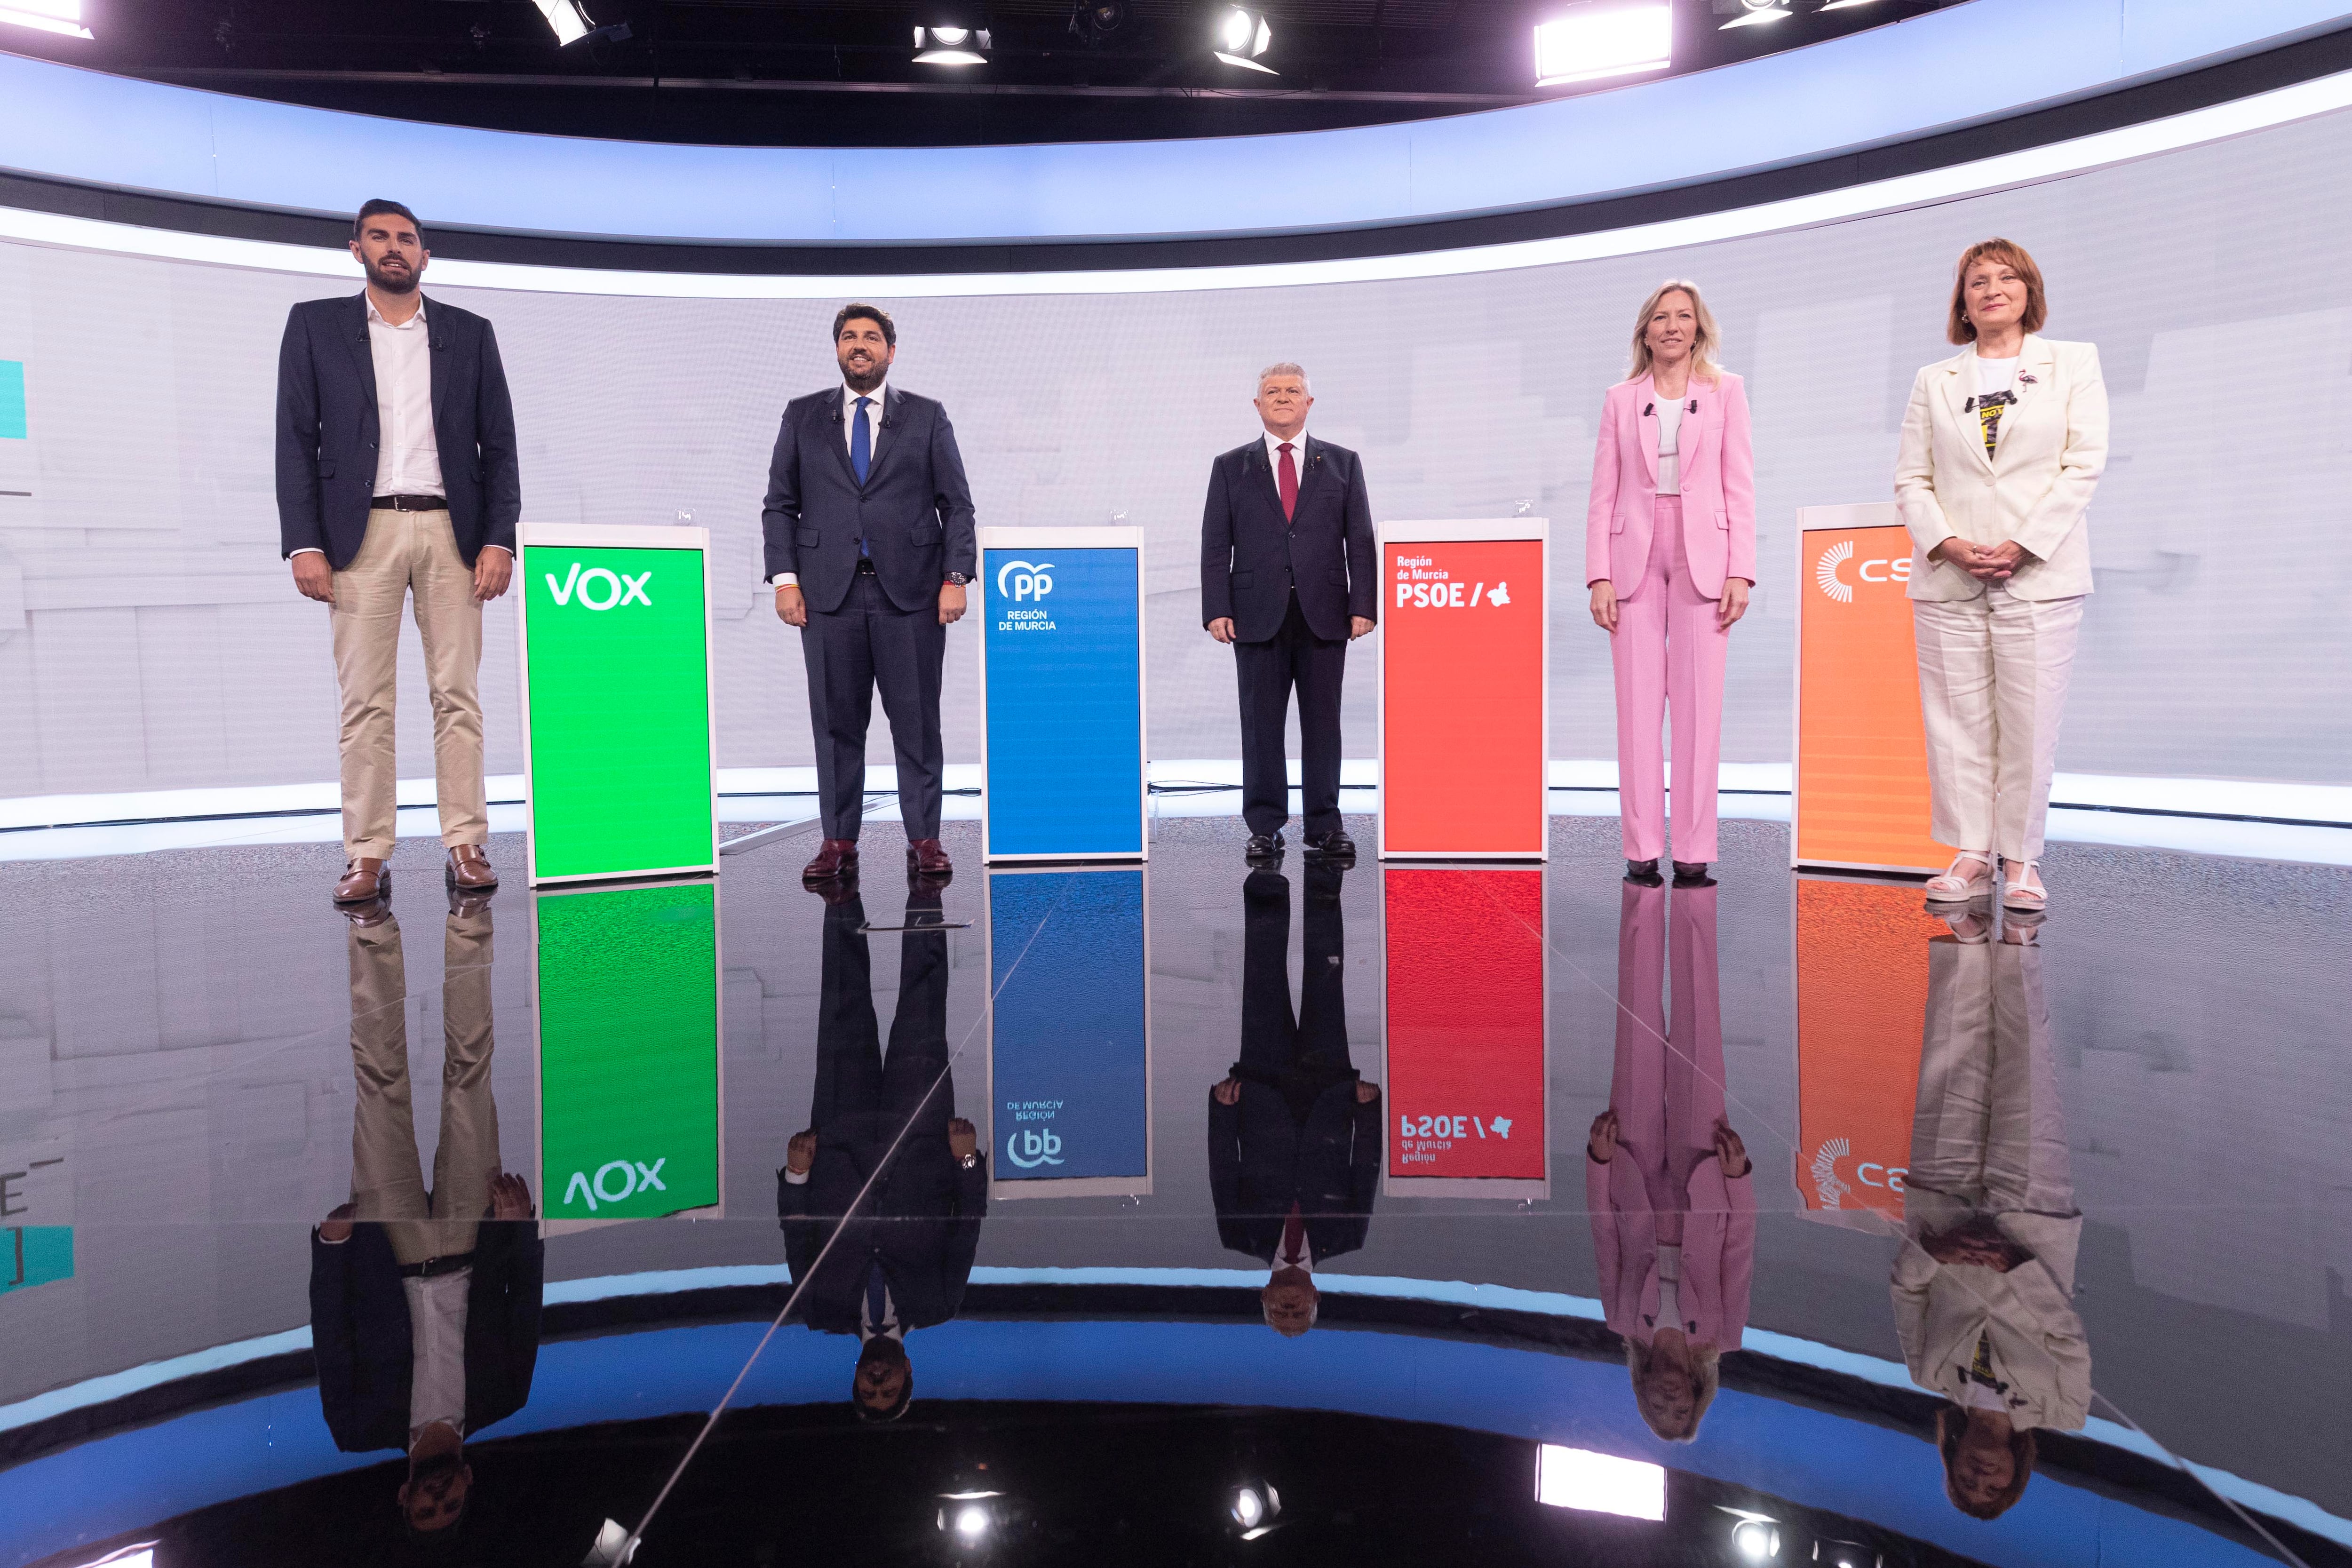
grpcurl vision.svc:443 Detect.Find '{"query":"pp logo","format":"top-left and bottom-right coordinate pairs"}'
top-left (1007, 1127), bottom-right (1064, 1168)
top-left (1814, 540), bottom-right (1911, 603)
top-left (545, 561), bottom-right (652, 611)
top-left (996, 559), bottom-right (1055, 602)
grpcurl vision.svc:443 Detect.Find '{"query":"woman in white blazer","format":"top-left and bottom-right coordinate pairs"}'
top-left (1894, 239), bottom-right (2107, 911)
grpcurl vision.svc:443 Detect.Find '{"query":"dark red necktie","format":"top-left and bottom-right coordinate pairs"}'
top-left (1281, 1202), bottom-right (1306, 1266)
top-left (1277, 442), bottom-right (1298, 524)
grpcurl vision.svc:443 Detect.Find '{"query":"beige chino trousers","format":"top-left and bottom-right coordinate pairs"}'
top-left (331, 508), bottom-right (488, 861)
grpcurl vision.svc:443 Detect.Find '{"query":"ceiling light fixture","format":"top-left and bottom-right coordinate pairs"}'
top-left (915, 21), bottom-right (993, 64)
top-left (1214, 7), bottom-right (1276, 73)
top-left (1720, 0), bottom-right (1793, 28)
top-left (1820, 0), bottom-right (1881, 8)
top-left (1534, 1445), bottom-right (1667, 1520)
top-left (532, 0), bottom-right (593, 45)
top-left (0, 0), bottom-right (92, 38)
top-left (1533, 3), bottom-right (1671, 87)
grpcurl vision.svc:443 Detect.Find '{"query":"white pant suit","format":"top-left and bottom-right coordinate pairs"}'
top-left (1893, 335), bottom-right (2108, 864)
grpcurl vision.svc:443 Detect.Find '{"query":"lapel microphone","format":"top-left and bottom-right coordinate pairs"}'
top-left (1642, 402), bottom-right (1654, 416)
top-left (1688, 399), bottom-right (1698, 413)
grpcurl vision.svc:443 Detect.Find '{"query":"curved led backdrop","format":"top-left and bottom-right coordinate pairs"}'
top-left (0, 81), bottom-right (2347, 808)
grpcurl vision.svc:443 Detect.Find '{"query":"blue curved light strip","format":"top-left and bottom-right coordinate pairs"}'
top-left (2, 1264), bottom-right (2344, 1552)
top-left (0, 0), bottom-right (2345, 244)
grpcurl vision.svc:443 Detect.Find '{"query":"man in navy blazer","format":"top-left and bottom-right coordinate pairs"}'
top-left (763, 305), bottom-right (979, 884)
top-left (275, 199), bottom-right (522, 905)
top-left (1200, 363), bottom-right (1377, 864)
top-left (779, 884), bottom-right (985, 1420)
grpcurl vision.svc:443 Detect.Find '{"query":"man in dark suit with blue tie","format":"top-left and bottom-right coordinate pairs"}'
top-left (763, 305), bottom-right (979, 884)
top-left (1200, 363), bottom-right (1378, 866)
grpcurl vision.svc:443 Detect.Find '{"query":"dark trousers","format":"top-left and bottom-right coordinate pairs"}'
top-left (812, 890), bottom-right (954, 1173)
top-left (1233, 595), bottom-right (1347, 838)
top-left (1235, 866), bottom-right (1355, 1114)
top-left (803, 570), bottom-right (947, 841)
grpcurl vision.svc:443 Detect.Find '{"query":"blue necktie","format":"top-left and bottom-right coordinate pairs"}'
top-left (865, 1261), bottom-right (888, 1333)
top-left (851, 396), bottom-right (873, 557)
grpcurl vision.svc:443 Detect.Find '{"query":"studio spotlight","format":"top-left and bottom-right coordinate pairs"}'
top-left (1229, 1481), bottom-right (1282, 1537)
top-left (1213, 7), bottom-right (1276, 73)
top-left (1731, 1518), bottom-right (1781, 1559)
top-left (914, 19), bottom-right (993, 64)
top-left (1532, 3), bottom-right (1671, 88)
top-left (954, 1503), bottom-right (991, 1538)
top-left (532, 0), bottom-right (592, 45)
top-left (1820, 0), bottom-right (1881, 8)
top-left (1720, 0), bottom-right (1791, 28)
top-left (1070, 0), bottom-right (1130, 43)
top-left (0, 0), bottom-right (92, 39)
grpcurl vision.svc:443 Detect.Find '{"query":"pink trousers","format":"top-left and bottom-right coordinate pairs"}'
top-left (1610, 495), bottom-right (1728, 863)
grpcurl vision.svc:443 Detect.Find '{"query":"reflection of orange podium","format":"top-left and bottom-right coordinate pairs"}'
top-left (1376, 519), bottom-right (1549, 860)
top-left (1791, 504), bottom-right (1952, 873)
top-left (1791, 876), bottom-right (1947, 1226)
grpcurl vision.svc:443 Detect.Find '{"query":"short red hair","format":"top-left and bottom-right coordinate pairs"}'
top-left (1947, 238), bottom-right (2048, 346)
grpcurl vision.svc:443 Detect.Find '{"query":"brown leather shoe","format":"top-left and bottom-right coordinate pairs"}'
top-left (334, 858), bottom-right (390, 904)
top-left (445, 844), bottom-right (499, 891)
top-left (803, 838), bottom-right (860, 882)
top-left (906, 838), bottom-right (953, 878)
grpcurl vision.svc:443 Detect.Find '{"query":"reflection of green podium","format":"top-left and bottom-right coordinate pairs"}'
top-left (516, 523), bottom-right (718, 885)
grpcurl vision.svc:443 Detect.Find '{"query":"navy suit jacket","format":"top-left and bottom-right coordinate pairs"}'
top-left (778, 1150), bottom-right (989, 1335)
top-left (761, 384), bottom-right (979, 616)
top-left (308, 1221), bottom-right (545, 1454)
top-left (1208, 1083), bottom-right (1381, 1266)
top-left (274, 293), bottom-right (522, 570)
top-left (1199, 434), bottom-right (1378, 643)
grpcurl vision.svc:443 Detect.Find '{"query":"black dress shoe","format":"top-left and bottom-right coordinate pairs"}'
top-left (1245, 830), bottom-right (1286, 864)
top-left (1302, 829), bottom-right (1356, 864)
top-left (1625, 858), bottom-right (1663, 886)
top-left (1672, 861), bottom-right (1715, 886)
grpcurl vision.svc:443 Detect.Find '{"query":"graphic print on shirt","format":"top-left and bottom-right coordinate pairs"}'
top-left (1963, 389), bottom-right (2016, 457)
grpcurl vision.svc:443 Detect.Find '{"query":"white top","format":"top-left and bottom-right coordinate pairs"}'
top-left (1653, 391), bottom-right (1687, 496)
top-left (405, 1266), bottom-right (472, 1444)
top-left (369, 293), bottom-right (444, 496)
top-left (1262, 427), bottom-right (1309, 479)
top-left (769, 381), bottom-right (890, 587)
top-left (859, 1275), bottom-right (905, 1343)
top-left (1654, 1242), bottom-right (1683, 1329)
top-left (1974, 354), bottom-right (2020, 397)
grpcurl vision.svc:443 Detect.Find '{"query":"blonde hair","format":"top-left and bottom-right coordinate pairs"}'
top-left (1627, 279), bottom-right (1725, 386)
top-left (1625, 1337), bottom-right (1721, 1443)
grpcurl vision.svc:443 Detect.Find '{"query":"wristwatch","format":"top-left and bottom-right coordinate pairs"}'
top-left (958, 1151), bottom-right (982, 1170)
top-left (944, 573), bottom-right (970, 586)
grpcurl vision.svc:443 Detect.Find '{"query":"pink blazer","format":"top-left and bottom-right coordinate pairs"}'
top-left (1583, 371), bottom-right (1757, 600)
top-left (1587, 1150), bottom-right (1757, 1353)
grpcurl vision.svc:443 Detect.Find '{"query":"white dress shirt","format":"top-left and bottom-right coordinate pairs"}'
top-left (371, 293), bottom-right (444, 496)
top-left (859, 1275), bottom-right (905, 1343)
top-left (1262, 426), bottom-right (1309, 486)
top-left (770, 381), bottom-right (890, 589)
top-left (405, 1266), bottom-right (472, 1444)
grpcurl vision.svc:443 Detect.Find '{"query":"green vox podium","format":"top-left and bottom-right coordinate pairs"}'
top-left (516, 523), bottom-right (719, 885)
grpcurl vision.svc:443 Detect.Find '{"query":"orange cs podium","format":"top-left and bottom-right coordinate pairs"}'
top-left (1791, 503), bottom-right (1953, 873)
top-left (1376, 518), bottom-right (1549, 860)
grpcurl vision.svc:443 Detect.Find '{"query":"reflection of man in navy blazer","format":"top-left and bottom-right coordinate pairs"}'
top-left (762, 304), bottom-right (979, 886)
top-left (1200, 362), bottom-right (1378, 866)
top-left (1209, 865), bottom-right (1381, 1336)
top-left (779, 884), bottom-right (986, 1420)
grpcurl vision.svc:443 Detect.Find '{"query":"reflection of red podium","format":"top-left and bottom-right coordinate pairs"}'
top-left (1382, 867), bottom-right (1549, 1199)
top-left (1376, 519), bottom-right (1549, 860)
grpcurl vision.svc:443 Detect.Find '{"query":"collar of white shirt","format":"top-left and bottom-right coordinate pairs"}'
top-left (366, 291), bottom-right (427, 330)
top-left (1262, 428), bottom-right (1308, 470)
top-left (844, 382), bottom-right (888, 418)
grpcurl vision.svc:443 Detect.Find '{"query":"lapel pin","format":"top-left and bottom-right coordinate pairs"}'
top-left (2017, 372), bottom-right (2037, 384)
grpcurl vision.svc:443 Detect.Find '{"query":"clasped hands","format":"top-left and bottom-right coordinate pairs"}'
top-left (1586, 1108), bottom-right (1751, 1179)
top-left (785, 1119), bottom-right (978, 1175)
top-left (1932, 536), bottom-right (2030, 581)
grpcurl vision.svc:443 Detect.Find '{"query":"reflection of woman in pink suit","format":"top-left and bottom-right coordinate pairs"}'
top-left (1586, 876), bottom-right (1756, 1441)
top-left (1586, 281), bottom-right (1757, 883)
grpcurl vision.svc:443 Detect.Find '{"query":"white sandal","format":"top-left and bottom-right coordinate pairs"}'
top-left (1924, 852), bottom-right (1995, 902)
top-left (2002, 859), bottom-right (2047, 911)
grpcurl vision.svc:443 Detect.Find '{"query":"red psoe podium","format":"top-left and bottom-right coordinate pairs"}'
top-left (1376, 519), bottom-right (1549, 860)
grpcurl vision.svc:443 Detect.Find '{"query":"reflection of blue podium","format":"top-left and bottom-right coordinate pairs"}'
top-left (977, 527), bottom-right (1147, 862)
top-left (985, 867), bottom-right (1152, 1199)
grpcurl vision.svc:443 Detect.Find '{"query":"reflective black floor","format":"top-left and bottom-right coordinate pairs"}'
top-left (2, 815), bottom-right (2348, 1567)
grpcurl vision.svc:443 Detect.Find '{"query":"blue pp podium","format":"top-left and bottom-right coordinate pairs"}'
top-left (977, 526), bottom-right (1148, 862)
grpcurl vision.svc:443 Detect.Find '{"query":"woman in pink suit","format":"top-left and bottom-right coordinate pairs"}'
top-left (1586, 876), bottom-right (1756, 1441)
top-left (1586, 280), bottom-right (1757, 883)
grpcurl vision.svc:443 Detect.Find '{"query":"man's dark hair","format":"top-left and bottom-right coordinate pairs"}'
top-left (355, 199), bottom-right (423, 243)
top-left (853, 1336), bottom-right (914, 1423)
top-left (833, 303), bottom-right (896, 348)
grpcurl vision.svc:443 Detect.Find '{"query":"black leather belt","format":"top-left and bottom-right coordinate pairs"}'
top-left (398, 1251), bottom-right (476, 1279)
top-left (372, 494), bottom-right (448, 512)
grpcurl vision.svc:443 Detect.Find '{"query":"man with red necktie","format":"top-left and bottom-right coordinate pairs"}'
top-left (1200, 363), bottom-right (1379, 866)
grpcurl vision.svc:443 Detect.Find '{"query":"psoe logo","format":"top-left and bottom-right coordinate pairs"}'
top-left (996, 559), bottom-right (1055, 602)
top-left (1007, 1127), bottom-right (1065, 1168)
top-left (545, 561), bottom-right (652, 611)
top-left (562, 1156), bottom-right (667, 1211)
top-left (1814, 539), bottom-right (1911, 603)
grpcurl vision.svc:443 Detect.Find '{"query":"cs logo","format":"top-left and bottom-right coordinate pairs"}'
top-left (545, 561), bottom-right (652, 611)
top-left (996, 559), bottom-right (1055, 602)
top-left (1815, 540), bottom-right (1911, 603)
top-left (1007, 1127), bottom-right (1064, 1168)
